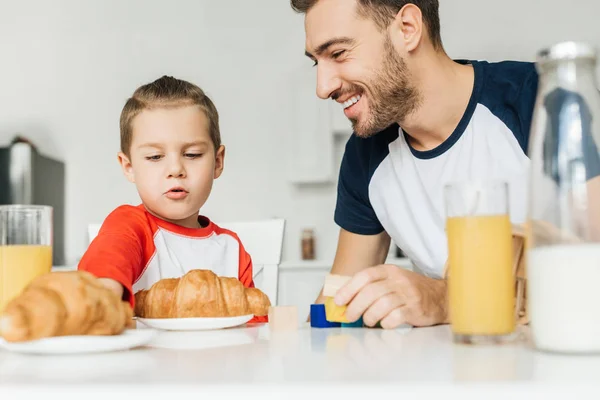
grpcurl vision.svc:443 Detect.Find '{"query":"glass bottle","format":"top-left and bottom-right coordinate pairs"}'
top-left (527, 41), bottom-right (600, 353)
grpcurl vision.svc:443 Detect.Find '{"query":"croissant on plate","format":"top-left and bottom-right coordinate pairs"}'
top-left (134, 269), bottom-right (271, 318)
top-left (0, 270), bottom-right (134, 343)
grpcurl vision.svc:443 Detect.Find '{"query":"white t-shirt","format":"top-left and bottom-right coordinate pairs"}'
top-left (334, 60), bottom-right (539, 278)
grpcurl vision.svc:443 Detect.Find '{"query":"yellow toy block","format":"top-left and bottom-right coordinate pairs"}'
top-left (324, 296), bottom-right (349, 323)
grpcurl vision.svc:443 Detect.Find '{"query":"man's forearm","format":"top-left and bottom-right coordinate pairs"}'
top-left (329, 229), bottom-right (391, 274)
top-left (432, 278), bottom-right (450, 324)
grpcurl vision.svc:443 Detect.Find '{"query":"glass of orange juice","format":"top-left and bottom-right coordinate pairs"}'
top-left (0, 205), bottom-right (53, 312)
top-left (444, 181), bottom-right (515, 345)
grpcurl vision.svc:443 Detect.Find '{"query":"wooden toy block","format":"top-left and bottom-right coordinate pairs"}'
top-left (321, 274), bottom-right (353, 323)
top-left (341, 317), bottom-right (364, 328)
top-left (268, 306), bottom-right (298, 331)
top-left (310, 304), bottom-right (341, 328)
top-left (324, 297), bottom-right (349, 323)
top-left (322, 274), bottom-right (351, 297)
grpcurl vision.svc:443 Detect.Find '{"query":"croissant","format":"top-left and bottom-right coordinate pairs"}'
top-left (134, 269), bottom-right (271, 318)
top-left (0, 271), bottom-right (133, 343)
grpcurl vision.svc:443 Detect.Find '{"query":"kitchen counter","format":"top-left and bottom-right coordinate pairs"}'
top-left (1, 323), bottom-right (600, 398)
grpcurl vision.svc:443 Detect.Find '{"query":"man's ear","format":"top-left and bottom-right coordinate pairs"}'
top-left (117, 152), bottom-right (135, 183)
top-left (389, 3), bottom-right (424, 53)
top-left (214, 145), bottom-right (225, 179)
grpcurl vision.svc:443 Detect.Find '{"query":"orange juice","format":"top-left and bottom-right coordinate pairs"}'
top-left (447, 215), bottom-right (515, 335)
top-left (0, 245), bottom-right (52, 312)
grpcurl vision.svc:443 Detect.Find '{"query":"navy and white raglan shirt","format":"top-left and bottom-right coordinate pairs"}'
top-left (334, 59), bottom-right (600, 279)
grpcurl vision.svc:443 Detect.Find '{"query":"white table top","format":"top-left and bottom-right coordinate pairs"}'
top-left (1, 323), bottom-right (600, 398)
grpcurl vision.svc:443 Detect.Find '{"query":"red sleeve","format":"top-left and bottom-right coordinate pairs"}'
top-left (77, 206), bottom-right (155, 308)
top-left (237, 241), bottom-right (268, 324)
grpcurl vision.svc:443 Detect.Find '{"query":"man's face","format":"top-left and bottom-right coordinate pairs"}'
top-left (304, 0), bottom-right (420, 137)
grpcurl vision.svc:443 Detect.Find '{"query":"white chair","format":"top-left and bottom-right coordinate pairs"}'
top-left (87, 218), bottom-right (286, 306)
top-left (217, 218), bottom-right (286, 306)
top-left (88, 223), bottom-right (101, 245)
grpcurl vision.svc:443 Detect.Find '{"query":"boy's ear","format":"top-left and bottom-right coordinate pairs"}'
top-left (214, 145), bottom-right (225, 179)
top-left (117, 152), bottom-right (136, 183)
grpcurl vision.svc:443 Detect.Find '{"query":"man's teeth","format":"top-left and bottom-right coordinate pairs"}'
top-left (343, 95), bottom-right (361, 109)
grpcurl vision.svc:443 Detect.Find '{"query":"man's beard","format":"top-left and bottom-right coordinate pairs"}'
top-left (350, 36), bottom-right (421, 138)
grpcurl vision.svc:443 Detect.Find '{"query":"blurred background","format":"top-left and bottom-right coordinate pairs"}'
top-left (0, 0), bottom-right (599, 268)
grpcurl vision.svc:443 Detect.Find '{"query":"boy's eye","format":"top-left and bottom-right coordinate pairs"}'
top-left (145, 155), bottom-right (162, 161)
top-left (185, 153), bottom-right (203, 158)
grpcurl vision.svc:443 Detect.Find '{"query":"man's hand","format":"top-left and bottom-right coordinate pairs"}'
top-left (333, 264), bottom-right (449, 329)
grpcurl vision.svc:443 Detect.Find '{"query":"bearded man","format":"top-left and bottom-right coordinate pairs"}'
top-left (291, 0), bottom-right (538, 329)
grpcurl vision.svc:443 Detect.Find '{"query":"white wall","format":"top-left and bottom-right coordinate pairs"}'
top-left (0, 0), bottom-right (599, 266)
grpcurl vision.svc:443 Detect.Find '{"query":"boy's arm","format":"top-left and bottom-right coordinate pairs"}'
top-left (77, 207), bottom-right (150, 307)
top-left (238, 245), bottom-right (268, 323)
top-left (98, 278), bottom-right (125, 300)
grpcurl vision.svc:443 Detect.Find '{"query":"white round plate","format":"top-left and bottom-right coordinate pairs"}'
top-left (136, 314), bottom-right (254, 331)
top-left (0, 329), bottom-right (157, 355)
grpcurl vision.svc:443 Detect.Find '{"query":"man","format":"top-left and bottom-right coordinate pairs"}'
top-left (290, 0), bottom-right (539, 329)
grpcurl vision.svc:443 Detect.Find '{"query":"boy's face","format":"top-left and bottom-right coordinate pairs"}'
top-left (118, 105), bottom-right (224, 228)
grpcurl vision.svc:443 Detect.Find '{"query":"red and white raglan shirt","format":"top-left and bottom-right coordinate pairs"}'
top-left (78, 204), bottom-right (268, 323)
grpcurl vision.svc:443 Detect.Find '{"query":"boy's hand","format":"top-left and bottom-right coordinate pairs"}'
top-left (98, 278), bottom-right (125, 301)
top-left (333, 264), bottom-right (449, 329)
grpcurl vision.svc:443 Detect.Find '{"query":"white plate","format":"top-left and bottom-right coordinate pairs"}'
top-left (136, 314), bottom-right (254, 331)
top-left (0, 329), bottom-right (157, 355)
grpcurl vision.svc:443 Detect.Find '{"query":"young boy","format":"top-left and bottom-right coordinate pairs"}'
top-left (78, 75), bottom-right (267, 323)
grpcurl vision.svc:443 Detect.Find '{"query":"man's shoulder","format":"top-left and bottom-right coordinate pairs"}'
top-left (472, 59), bottom-right (539, 152)
top-left (482, 59), bottom-right (537, 77)
top-left (476, 59), bottom-right (538, 103)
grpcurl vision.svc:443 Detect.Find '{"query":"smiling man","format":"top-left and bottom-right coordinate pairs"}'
top-left (291, 0), bottom-right (539, 329)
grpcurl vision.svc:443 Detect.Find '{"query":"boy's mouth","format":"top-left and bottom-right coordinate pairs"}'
top-left (165, 187), bottom-right (189, 200)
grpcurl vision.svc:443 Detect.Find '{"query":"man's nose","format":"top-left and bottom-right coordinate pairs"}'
top-left (316, 63), bottom-right (342, 100)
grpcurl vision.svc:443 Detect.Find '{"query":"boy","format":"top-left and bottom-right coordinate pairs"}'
top-left (78, 75), bottom-right (267, 323)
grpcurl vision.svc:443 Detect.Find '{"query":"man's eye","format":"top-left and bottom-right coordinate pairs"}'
top-left (332, 50), bottom-right (346, 59)
top-left (145, 155), bottom-right (162, 161)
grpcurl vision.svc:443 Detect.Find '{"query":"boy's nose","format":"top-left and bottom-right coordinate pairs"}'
top-left (169, 171), bottom-right (185, 178)
top-left (167, 160), bottom-right (186, 178)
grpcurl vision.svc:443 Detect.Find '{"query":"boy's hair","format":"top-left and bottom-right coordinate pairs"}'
top-left (120, 76), bottom-right (221, 157)
top-left (290, 0), bottom-right (443, 51)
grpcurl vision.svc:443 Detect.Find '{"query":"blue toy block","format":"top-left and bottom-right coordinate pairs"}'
top-left (310, 304), bottom-right (341, 328)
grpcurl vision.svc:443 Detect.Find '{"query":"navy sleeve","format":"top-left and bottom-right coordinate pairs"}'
top-left (478, 61), bottom-right (539, 154)
top-left (515, 65), bottom-right (539, 153)
top-left (542, 87), bottom-right (600, 182)
top-left (334, 135), bottom-right (385, 235)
